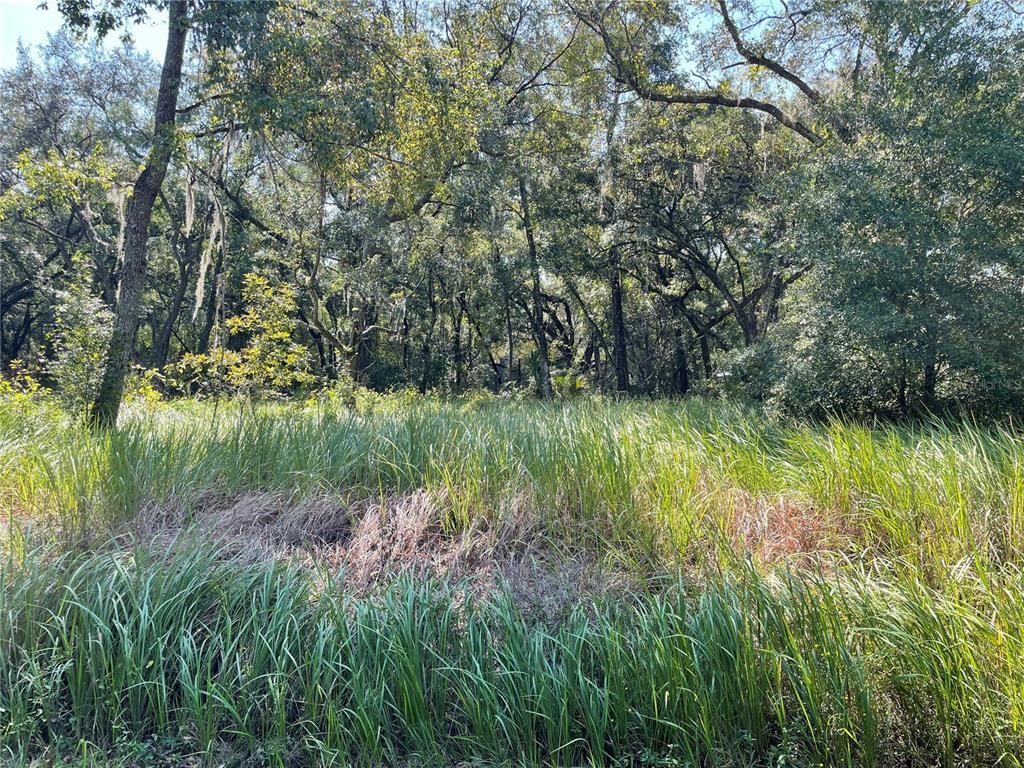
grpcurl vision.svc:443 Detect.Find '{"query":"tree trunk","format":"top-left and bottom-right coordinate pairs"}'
top-left (419, 272), bottom-right (437, 394)
top-left (610, 263), bottom-right (629, 393)
top-left (401, 313), bottom-right (410, 373)
top-left (517, 173), bottom-right (552, 400)
top-left (1, 304), bottom-right (33, 372)
top-left (673, 327), bottom-right (690, 395)
top-left (505, 299), bottom-right (514, 386)
top-left (452, 300), bottom-right (464, 392)
top-left (90, 2), bottom-right (189, 426)
top-left (699, 333), bottom-right (712, 380)
top-left (601, 86), bottom-right (628, 394)
top-left (349, 301), bottom-right (374, 383)
top-left (694, 258), bottom-right (758, 347)
top-left (923, 361), bottom-right (937, 409)
top-left (155, 260), bottom-right (190, 369)
top-left (460, 296), bottom-right (502, 389)
top-left (196, 246), bottom-right (224, 355)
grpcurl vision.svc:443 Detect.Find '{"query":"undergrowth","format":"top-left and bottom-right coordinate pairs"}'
top-left (1, 544), bottom-right (1022, 767)
top-left (1, 392), bottom-right (1023, 765)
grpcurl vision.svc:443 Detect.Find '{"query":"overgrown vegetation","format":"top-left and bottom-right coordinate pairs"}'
top-left (2, 0), bottom-right (1023, 764)
top-left (1, 1), bottom-right (1022, 421)
top-left (4, 392), bottom-right (1024, 572)
top-left (2, 391), bottom-right (1023, 764)
top-left (3, 546), bottom-right (1022, 768)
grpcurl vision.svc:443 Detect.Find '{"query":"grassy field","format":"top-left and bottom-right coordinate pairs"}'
top-left (2, 392), bottom-right (1023, 766)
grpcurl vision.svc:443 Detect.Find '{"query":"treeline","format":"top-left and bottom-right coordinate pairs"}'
top-left (1, 0), bottom-right (1022, 421)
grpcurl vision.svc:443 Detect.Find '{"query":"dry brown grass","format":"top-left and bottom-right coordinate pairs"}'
top-left (119, 483), bottom-right (862, 615)
top-left (727, 489), bottom-right (857, 564)
top-left (124, 489), bottom-right (636, 620)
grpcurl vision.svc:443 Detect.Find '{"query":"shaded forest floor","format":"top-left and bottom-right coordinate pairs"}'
top-left (2, 393), bottom-right (1023, 766)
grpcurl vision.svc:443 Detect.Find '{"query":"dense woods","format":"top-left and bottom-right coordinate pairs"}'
top-left (5, 4), bottom-right (1024, 765)
top-left (1, 0), bottom-right (1022, 422)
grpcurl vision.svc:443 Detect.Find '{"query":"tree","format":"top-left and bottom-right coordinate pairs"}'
top-left (55, 0), bottom-right (192, 425)
top-left (1, 0), bottom-right (1020, 418)
top-left (0, 34), bottom-right (157, 375)
top-left (766, 1), bottom-right (1024, 415)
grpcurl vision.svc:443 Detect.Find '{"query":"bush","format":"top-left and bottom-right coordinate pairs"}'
top-left (45, 253), bottom-right (113, 410)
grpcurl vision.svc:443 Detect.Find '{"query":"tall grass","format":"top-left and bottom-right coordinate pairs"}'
top-left (2, 392), bottom-right (1023, 764)
top-left (2, 394), bottom-right (1022, 576)
top-left (1, 544), bottom-right (1021, 767)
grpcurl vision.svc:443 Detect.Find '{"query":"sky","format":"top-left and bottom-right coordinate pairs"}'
top-left (0, 0), bottom-right (167, 69)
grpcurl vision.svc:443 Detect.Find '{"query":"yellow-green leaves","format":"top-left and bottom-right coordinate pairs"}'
top-left (0, 146), bottom-right (118, 220)
top-left (223, 273), bottom-right (315, 393)
top-left (237, 0), bottom-right (489, 214)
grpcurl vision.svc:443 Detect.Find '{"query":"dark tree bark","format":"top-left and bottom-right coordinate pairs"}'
top-left (505, 299), bottom-right (514, 386)
top-left (401, 313), bottom-right (410, 372)
top-left (420, 269), bottom-right (438, 393)
top-left (90, 1), bottom-right (190, 425)
top-left (715, 0), bottom-right (851, 142)
top-left (459, 296), bottom-right (503, 389)
top-left (673, 327), bottom-right (690, 395)
top-left (699, 332), bottom-right (712, 380)
top-left (923, 361), bottom-right (938, 408)
top-left (1, 304), bottom-right (33, 371)
top-left (349, 300), bottom-right (375, 383)
top-left (576, 4), bottom-right (824, 144)
top-left (610, 264), bottom-right (629, 392)
top-left (155, 259), bottom-right (191, 369)
top-left (452, 300), bottom-right (465, 392)
top-left (196, 246), bottom-right (225, 355)
top-left (155, 203), bottom-right (207, 369)
top-left (564, 276), bottom-right (611, 367)
top-left (517, 173), bottom-right (552, 400)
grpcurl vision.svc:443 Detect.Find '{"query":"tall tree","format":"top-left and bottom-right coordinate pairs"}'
top-left (67, 1), bottom-right (191, 424)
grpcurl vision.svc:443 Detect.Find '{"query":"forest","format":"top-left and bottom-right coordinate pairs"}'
top-left (1, 0), bottom-right (1020, 420)
top-left (3, 1), bottom-right (1024, 766)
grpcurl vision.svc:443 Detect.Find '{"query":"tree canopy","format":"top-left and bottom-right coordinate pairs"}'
top-left (1, 0), bottom-right (1022, 419)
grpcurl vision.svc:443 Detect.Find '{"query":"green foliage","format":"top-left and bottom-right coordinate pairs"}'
top-left (1, 540), bottom-right (1022, 766)
top-left (224, 273), bottom-right (315, 394)
top-left (3, 394), bottom-right (1023, 577)
top-left (2, 394), bottom-right (1024, 763)
top-left (165, 274), bottom-right (314, 397)
top-left (0, 146), bottom-right (116, 216)
top-left (552, 369), bottom-right (589, 398)
top-left (753, 2), bottom-right (1024, 417)
top-left (45, 254), bottom-right (114, 410)
top-left (2, 0), bottom-right (1022, 421)
top-left (229, 0), bottom-right (487, 209)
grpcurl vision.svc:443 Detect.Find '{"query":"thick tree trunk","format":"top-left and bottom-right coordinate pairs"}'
top-left (610, 264), bottom-right (629, 392)
top-left (90, 2), bottom-right (189, 426)
top-left (517, 174), bottom-right (552, 400)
